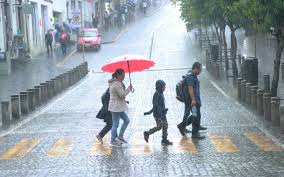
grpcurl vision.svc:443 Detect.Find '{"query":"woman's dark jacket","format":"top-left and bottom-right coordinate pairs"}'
top-left (96, 88), bottom-right (112, 122)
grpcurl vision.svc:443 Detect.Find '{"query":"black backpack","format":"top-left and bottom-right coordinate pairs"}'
top-left (176, 73), bottom-right (191, 102)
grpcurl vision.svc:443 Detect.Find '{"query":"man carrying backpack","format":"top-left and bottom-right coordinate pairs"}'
top-left (177, 62), bottom-right (207, 139)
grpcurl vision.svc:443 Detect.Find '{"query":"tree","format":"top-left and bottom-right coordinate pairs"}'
top-left (221, 0), bottom-right (250, 79)
top-left (246, 0), bottom-right (284, 96)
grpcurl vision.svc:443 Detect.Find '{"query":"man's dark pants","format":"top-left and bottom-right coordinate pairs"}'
top-left (46, 43), bottom-right (52, 54)
top-left (179, 103), bottom-right (201, 135)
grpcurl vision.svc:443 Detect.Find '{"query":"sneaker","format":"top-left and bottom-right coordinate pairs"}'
top-left (110, 139), bottom-right (123, 147)
top-left (177, 124), bottom-right (185, 136)
top-left (118, 137), bottom-right (128, 144)
top-left (199, 126), bottom-right (207, 131)
top-left (96, 134), bottom-right (103, 144)
top-left (161, 139), bottom-right (173, 146)
top-left (144, 131), bottom-right (149, 143)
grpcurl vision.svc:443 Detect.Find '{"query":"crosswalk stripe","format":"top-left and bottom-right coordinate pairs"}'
top-left (47, 138), bottom-right (73, 157)
top-left (0, 139), bottom-right (40, 160)
top-left (90, 136), bottom-right (112, 156)
top-left (131, 133), bottom-right (153, 155)
top-left (245, 132), bottom-right (283, 152)
top-left (209, 134), bottom-right (239, 153)
top-left (175, 137), bottom-right (198, 154)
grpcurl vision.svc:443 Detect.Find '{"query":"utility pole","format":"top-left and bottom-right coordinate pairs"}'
top-left (81, 0), bottom-right (85, 62)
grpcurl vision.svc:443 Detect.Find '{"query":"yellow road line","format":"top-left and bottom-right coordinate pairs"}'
top-left (0, 139), bottom-right (40, 160)
top-left (209, 134), bottom-right (239, 153)
top-left (175, 137), bottom-right (198, 154)
top-left (245, 132), bottom-right (283, 152)
top-left (131, 133), bottom-right (153, 155)
top-left (90, 136), bottom-right (112, 156)
top-left (47, 138), bottom-right (73, 157)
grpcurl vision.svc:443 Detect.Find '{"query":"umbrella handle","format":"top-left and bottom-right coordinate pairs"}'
top-left (127, 61), bottom-right (135, 93)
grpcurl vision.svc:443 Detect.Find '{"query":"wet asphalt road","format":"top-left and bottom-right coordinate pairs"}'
top-left (0, 4), bottom-right (283, 177)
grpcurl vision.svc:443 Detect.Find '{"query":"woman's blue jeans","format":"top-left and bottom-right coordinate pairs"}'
top-left (111, 112), bottom-right (130, 142)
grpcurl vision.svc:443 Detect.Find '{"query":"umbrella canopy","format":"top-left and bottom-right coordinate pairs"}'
top-left (101, 54), bottom-right (155, 73)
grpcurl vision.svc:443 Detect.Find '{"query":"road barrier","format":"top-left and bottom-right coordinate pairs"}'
top-left (263, 93), bottom-right (271, 121)
top-left (264, 74), bottom-right (270, 93)
top-left (250, 86), bottom-right (258, 110)
top-left (271, 97), bottom-right (280, 126)
top-left (257, 89), bottom-right (264, 115)
top-left (1, 101), bottom-right (10, 127)
top-left (0, 62), bottom-right (88, 129)
top-left (280, 105), bottom-right (284, 132)
top-left (11, 95), bottom-right (20, 120)
top-left (245, 83), bottom-right (252, 105)
top-left (20, 92), bottom-right (29, 115)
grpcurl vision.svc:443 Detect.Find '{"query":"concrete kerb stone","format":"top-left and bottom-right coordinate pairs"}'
top-left (34, 86), bottom-right (42, 106)
top-left (55, 76), bottom-right (62, 93)
top-left (40, 83), bottom-right (48, 103)
top-left (280, 105), bottom-right (284, 132)
top-left (271, 97), bottom-right (280, 126)
top-left (1, 101), bottom-right (11, 128)
top-left (11, 95), bottom-right (20, 120)
top-left (281, 63), bottom-right (284, 81)
top-left (250, 86), bottom-right (258, 110)
top-left (27, 89), bottom-right (36, 111)
top-left (264, 74), bottom-right (270, 93)
top-left (20, 92), bottom-right (29, 115)
top-left (46, 81), bottom-right (55, 99)
top-left (241, 80), bottom-right (247, 103)
top-left (237, 78), bottom-right (243, 101)
top-left (51, 79), bottom-right (59, 96)
top-left (245, 83), bottom-right (252, 105)
top-left (263, 93), bottom-right (272, 121)
top-left (257, 89), bottom-right (264, 115)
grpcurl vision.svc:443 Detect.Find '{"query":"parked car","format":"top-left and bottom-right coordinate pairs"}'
top-left (77, 28), bottom-right (101, 52)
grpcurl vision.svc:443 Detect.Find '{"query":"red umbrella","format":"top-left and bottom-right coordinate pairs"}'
top-left (101, 54), bottom-right (155, 85)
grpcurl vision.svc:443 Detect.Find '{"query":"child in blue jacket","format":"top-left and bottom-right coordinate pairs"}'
top-left (143, 80), bottom-right (173, 145)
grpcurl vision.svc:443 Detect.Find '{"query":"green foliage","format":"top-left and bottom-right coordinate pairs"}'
top-left (245, 0), bottom-right (284, 36)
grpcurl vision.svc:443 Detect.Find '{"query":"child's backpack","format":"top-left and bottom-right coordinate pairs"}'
top-left (176, 73), bottom-right (191, 102)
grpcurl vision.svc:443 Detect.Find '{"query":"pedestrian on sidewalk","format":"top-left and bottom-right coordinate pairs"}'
top-left (59, 30), bottom-right (68, 55)
top-left (108, 69), bottom-right (133, 147)
top-left (45, 29), bottom-right (53, 55)
top-left (143, 80), bottom-right (173, 146)
top-left (96, 87), bottom-right (115, 144)
top-left (177, 62), bottom-right (207, 139)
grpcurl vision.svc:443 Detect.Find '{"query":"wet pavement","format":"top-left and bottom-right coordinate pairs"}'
top-left (0, 4), bottom-right (283, 177)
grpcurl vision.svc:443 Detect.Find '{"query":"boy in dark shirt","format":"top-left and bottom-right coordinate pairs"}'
top-left (143, 80), bottom-right (173, 145)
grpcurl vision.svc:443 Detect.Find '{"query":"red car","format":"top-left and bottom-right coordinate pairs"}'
top-left (77, 28), bottom-right (101, 51)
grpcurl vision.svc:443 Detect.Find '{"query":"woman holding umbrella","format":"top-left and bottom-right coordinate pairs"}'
top-left (101, 54), bottom-right (155, 146)
top-left (108, 69), bottom-right (133, 146)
